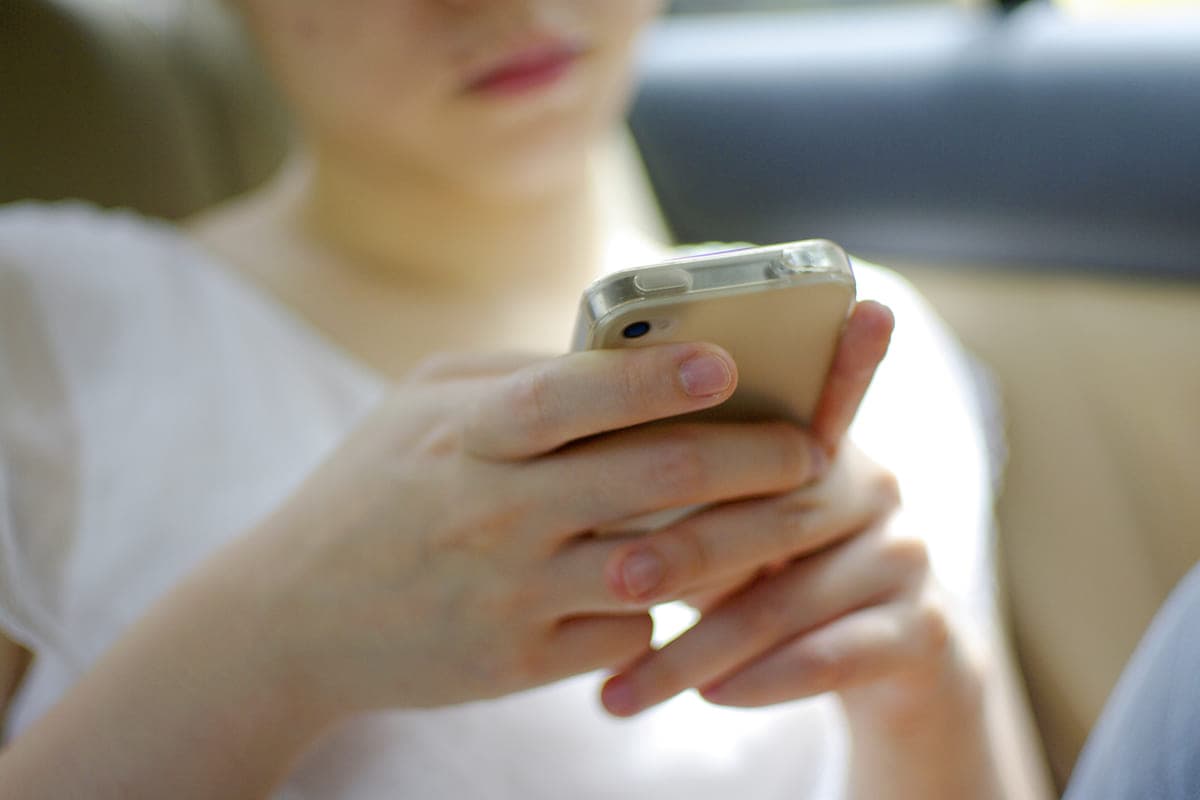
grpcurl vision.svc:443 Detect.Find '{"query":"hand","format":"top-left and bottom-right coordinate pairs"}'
top-left (0, 302), bottom-right (902, 800)
top-left (227, 340), bottom-right (834, 720)
top-left (602, 300), bottom-right (897, 608)
top-left (587, 301), bottom-right (950, 716)
top-left (598, 443), bottom-right (929, 716)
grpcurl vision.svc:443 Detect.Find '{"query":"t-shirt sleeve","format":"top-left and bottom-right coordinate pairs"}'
top-left (0, 207), bottom-right (86, 665)
top-left (0, 452), bottom-right (33, 649)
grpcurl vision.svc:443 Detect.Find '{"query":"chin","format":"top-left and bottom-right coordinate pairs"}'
top-left (446, 116), bottom-right (606, 203)
top-left (441, 59), bottom-right (632, 201)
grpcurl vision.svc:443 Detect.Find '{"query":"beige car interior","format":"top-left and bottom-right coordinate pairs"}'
top-left (3, 0), bottom-right (1199, 791)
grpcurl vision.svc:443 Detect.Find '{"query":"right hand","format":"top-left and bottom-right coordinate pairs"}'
top-left (225, 342), bottom-right (832, 719)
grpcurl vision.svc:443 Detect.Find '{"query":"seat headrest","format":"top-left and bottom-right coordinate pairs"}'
top-left (0, 0), bottom-right (290, 219)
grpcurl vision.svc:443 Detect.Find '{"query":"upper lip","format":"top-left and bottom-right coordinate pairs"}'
top-left (462, 37), bottom-right (585, 91)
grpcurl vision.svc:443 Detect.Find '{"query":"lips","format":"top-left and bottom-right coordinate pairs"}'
top-left (464, 41), bottom-right (584, 97)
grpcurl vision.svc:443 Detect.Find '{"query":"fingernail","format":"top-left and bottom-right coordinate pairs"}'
top-left (679, 353), bottom-right (732, 398)
top-left (602, 675), bottom-right (640, 717)
top-left (621, 550), bottom-right (665, 600)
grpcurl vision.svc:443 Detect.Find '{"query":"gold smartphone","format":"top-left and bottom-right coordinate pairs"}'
top-left (572, 239), bottom-right (857, 427)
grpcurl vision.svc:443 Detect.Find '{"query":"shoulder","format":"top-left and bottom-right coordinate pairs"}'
top-left (0, 200), bottom-right (180, 257)
top-left (0, 202), bottom-right (265, 454)
top-left (0, 202), bottom-right (241, 366)
top-left (0, 201), bottom-right (208, 299)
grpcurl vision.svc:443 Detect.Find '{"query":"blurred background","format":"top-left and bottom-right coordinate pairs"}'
top-left (2, 0), bottom-right (1199, 791)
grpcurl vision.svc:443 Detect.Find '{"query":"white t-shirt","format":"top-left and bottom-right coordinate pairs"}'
top-left (0, 202), bottom-right (998, 798)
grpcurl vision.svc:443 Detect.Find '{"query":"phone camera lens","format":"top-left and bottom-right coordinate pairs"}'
top-left (622, 321), bottom-right (651, 339)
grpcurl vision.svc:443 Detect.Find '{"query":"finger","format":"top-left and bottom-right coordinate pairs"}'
top-left (541, 427), bottom-right (847, 616)
top-left (679, 566), bottom-right (763, 614)
top-left (537, 419), bottom-right (827, 536)
top-left (582, 444), bottom-right (899, 607)
top-left (809, 301), bottom-right (894, 454)
top-left (405, 351), bottom-right (548, 383)
top-left (462, 343), bottom-right (738, 461)
top-left (602, 483), bottom-right (892, 606)
top-left (599, 527), bottom-right (927, 716)
top-left (541, 614), bottom-right (656, 682)
top-left (539, 425), bottom-right (829, 617)
top-left (698, 599), bottom-right (949, 708)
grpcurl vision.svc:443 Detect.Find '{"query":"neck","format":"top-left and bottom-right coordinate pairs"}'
top-left (187, 132), bottom-right (671, 380)
top-left (289, 146), bottom-right (604, 301)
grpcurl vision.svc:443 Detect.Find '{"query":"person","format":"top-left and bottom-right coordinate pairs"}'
top-left (0, 1), bottom-right (1050, 797)
top-left (1062, 561), bottom-right (1200, 800)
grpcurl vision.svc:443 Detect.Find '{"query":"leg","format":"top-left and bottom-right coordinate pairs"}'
top-left (1063, 562), bottom-right (1200, 800)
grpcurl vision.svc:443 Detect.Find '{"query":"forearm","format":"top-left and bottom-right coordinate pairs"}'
top-left (841, 645), bottom-right (1002, 800)
top-left (840, 629), bottom-right (1052, 800)
top-left (0, 539), bottom-right (335, 799)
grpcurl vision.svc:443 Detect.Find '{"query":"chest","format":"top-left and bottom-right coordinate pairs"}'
top-left (295, 287), bottom-right (584, 382)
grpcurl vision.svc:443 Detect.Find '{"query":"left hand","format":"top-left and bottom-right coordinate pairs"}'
top-left (594, 298), bottom-right (957, 718)
top-left (597, 443), bottom-right (951, 717)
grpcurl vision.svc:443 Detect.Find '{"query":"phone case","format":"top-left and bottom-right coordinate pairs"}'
top-left (573, 240), bottom-right (857, 426)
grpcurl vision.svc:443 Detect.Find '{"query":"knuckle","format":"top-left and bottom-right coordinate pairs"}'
top-left (772, 494), bottom-right (817, 549)
top-left (427, 490), bottom-right (531, 555)
top-left (741, 594), bottom-right (791, 641)
top-left (662, 524), bottom-right (715, 587)
top-left (772, 498), bottom-right (808, 547)
top-left (613, 355), bottom-right (659, 413)
top-left (914, 598), bottom-right (951, 655)
top-left (647, 431), bottom-right (709, 499)
top-left (505, 367), bottom-right (559, 442)
top-left (795, 638), bottom-right (847, 687)
top-left (769, 424), bottom-right (815, 486)
top-left (873, 470), bottom-right (902, 510)
top-left (884, 535), bottom-right (932, 579)
top-left (488, 579), bottom-right (544, 621)
top-left (775, 489), bottom-right (815, 522)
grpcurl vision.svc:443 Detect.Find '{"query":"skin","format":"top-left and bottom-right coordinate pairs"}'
top-left (2, 329), bottom-right (885, 799)
top-left (0, 1), bottom-right (1051, 797)
top-left (242, 0), bottom-right (652, 200)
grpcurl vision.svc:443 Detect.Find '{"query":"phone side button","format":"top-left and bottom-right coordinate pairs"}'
top-left (633, 268), bottom-right (693, 295)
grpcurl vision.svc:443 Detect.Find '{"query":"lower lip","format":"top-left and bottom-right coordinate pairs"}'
top-left (468, 52), bottom-right (579, 98)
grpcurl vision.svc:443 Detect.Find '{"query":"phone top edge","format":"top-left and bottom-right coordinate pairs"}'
top-left (572, 240), bottom-right (856, 350)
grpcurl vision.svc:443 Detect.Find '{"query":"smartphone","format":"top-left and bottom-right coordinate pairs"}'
top-left (572, 239), bottom-right (857, 428)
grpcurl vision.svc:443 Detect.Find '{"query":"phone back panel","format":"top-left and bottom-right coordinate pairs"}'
top-left (581, 273), bottom-right (855, 425)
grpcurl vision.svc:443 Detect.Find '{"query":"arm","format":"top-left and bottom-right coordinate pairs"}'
top-left (842, 635), bottom-right (997, 800)
top-left (0, 546), bottom-right (332, 798)
top-left (597, 284), bottom-right (1053, 799)
top-left (839, 590), bottom-right (1049, 800)
top-left (0, 342), bottom-right (837, 797)
top-left (600, 461), bottom-right (1043, 800)
top-left (837, 267), bottom-right (1053, 800)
